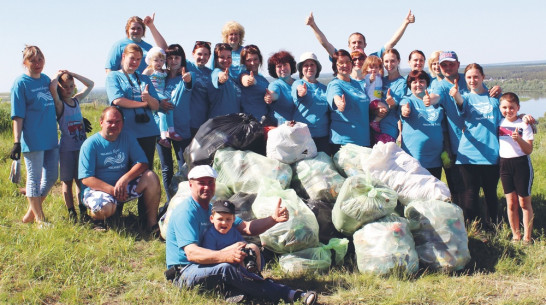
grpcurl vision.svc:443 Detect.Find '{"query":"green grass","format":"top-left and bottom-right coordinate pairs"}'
top-left (0, 102), bottom-right (545, 304)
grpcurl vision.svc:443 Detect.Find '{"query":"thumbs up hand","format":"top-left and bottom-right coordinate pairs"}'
top-left (297, 82), bottom-right (308, 97)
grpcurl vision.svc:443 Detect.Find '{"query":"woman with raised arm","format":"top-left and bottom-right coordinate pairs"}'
top-left (292, 52), bottom-right (330, 154)
top-left (239, 45), bottom-right (270, 123)
top-left (209, 43), bottom-right (242, 118)
top-left (326, 49), bottom-right (370, 154)
top-left (400, 70), bottom-right (444, 180)
top-left (10, 46), bottom-right (59, 226)
top-left (264, 51), bottom-right (297, 125)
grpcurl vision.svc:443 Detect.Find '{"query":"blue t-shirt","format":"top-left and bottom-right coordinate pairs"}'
top-left (400, 94), bottom-right (444, 168)
top-left (455, 92), bottom-right (501, 165)
top-left (209, 67), bottom-right (242, 118)
top-left (268, 78), bottom-right (295, 125)
top-left (105, 38), bottom-right (152, 73)
top-left (78, 131), bottom-right (148, 191)
top-left (11, 74), bottom-right (58, 152)
top-left (186, 61), bottom-right (213, 129)
top-left (165, 197), bottom-right (243, 267)
top-left (326, 78), bottom-right (371, 146)
top-left (202, 224), bottom-right (245, 251)
top-left (381, 75), bottom-right (406, 139)
top-left (168, 76), bottom-right (192, 139)
top-left (208, 45), bottom-right (244, 76)
top-left (105, 71), bottom-right (160, 139)
top-left (432, 74), bottom-right (470, 156)
top-left (239, 70), bottom-right (270, 121)
top-left (291, 79), bottom-right (329, 138)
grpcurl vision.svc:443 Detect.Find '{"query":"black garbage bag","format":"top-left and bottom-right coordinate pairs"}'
top-left (305, 200), bottom-right (345, 243)
top-left (183, 113), bottom-right (265, 168)
top-left (229, 192), bottom-right (260, 245)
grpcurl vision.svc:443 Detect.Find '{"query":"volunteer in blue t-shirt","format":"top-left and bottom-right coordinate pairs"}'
top-left (381, 48), bottom-right (406, 141)
top-left (326, 49), bottom-right (370, 153)
top-left (400, 70), bottom-right (444, 180)
top-left (264, 51), bottom-right (297, 125)
top-left (208, 21), bottom-right (245, 76)
top-left (449, 63), bottom-right (503, 224)
top-left (186, 41), bottom-right (214, 136)
top-left (165, 165), bottom-right (317, 304)
top-left (292, 52), bottom-right (330, 154)
top-left (106, 43), bottom-right (160, 166)
top-left (209, 43), bottom-right (242, 118)
top-left (79, 106), bottom-right (161, 232)
top-left (10, 46), bottom-right (59, 226)
top-left (239, 45), bottom-right (270, 123)
top-left (105, 15), bottom-right (168, 74)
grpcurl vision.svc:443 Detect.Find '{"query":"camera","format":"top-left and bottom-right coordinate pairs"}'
top-left (135, 112), bottom-right (150, 123)
top-left (241, 247), bottom-right (258, 274)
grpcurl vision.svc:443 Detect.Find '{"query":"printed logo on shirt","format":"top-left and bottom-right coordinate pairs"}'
top-left (418, 108), bottom-right (440, 124)
top-left (499, 126), bottom-right (521, 137)
top-left (36, 91), bottom-right (53, 102)
top-left (470, 101), bottom-right (493, 118)
top-left (104, 149), bottom-right (126, 169)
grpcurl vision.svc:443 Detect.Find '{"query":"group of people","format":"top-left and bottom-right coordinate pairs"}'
top-left (9, 10), bottom-right (535, 304)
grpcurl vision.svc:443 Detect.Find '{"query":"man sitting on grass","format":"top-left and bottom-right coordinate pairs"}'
top-left (78, 106), bottom-right (161, 233)
top-left (165, 165), bottom-right (317, 304)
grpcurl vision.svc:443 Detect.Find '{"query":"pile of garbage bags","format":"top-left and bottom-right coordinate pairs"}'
top-left (159, 115), bottom-right (470, 275)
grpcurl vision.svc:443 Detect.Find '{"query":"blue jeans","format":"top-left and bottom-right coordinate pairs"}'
top-left (24, 148), bottom-right (59, 197)
top-left (176, 263), bottom-right (291, 303)
top-left (156, 138), bottom-right (191, 200)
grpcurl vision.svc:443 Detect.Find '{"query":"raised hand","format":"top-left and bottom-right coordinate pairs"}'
top-left (369, 71), bottom-right (376, 83)
top-left (141, 84), bottom-right (151, 105)
top-left (335, 94), bottom-right (346, 112)
top-left (218, 67), bottom-right (229, 84)
top-left (401, 102), bottom-right (411, 117)
top-left (406, 9), bottom-right (415, 24)
top-left (297, 82), bottom-right (308, 97)
top-left (449, 82), bottom-right (459, 98)
top-left (305, 12), bottom-right (315, 26)
top-left (385, 88), bottom-right (395, 107)
top-left (182, 67), bottom-right (192, 83)
top-left (143, 13), bottom-right (155, 26)
top-left (423, 90), bottom-right (432, 106)
top-left (272, 198), bottom-right (289, 223)
top-left (248, 71), bottom-right (256, 86)
top-left (264, 89), bottom-right (274, 104)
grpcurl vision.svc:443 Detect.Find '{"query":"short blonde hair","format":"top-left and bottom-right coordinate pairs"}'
top-left (125, 16), bottom-right (146, 38)
top-left (428, 50), bottom-right (442, 77)
top-left (221, 21), bottom-right (245, 47)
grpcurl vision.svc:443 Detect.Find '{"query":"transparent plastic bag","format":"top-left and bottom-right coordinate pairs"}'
top-left (404, 200), bottom-right (471, 271)
top-left (279, 238), bottom-right (349, 273)
top-left (252, 180), bottom-right (319, 253)
top-left (332, 174), bottom-right (398, 235)
top-left (183, 113), bottom-right (265, 168)
top-left (353, 214), bottom-right (419, 275)
top-left (333, 143), bottom-right (372, 177)
top-left (213, 148), bottom-right (292, 193)
top-left (362, 142), bottom-right (451, 205)
top-left (292, 152), bottom-right (345, 204)
top-left (266, 121), bottom-right (317, 164)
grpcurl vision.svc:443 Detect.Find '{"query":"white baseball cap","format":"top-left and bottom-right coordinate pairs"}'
top-left (188, 165), bottom-right (218, 180)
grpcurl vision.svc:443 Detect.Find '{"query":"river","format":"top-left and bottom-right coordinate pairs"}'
top-left (519, 97), bottom-right (546, 119)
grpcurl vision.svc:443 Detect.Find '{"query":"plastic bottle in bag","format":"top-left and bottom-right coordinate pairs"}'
top-left (279, 238), bottom-right (349, 273)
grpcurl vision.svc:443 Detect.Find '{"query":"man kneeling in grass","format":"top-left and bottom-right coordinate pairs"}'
top-left (78, 106), bottom-right (160, 233)
top-left (165, 165), bottom-right (317, 304)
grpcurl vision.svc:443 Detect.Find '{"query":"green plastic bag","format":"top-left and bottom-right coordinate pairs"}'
top-left (404, 200), bottom-right (471, 271)
top-left (353, 214), bottom-right (419, 275)
top-left (213, 148), bottom-right (292, 193)
top-left (253, 180), bottom-right (319, 253)
top-left (332, 174), bottom-right (398, 235)
top-left (291, 152), bottom-right (346, 204)
top-left (333, 143), bottom-right (372, 177)
top-left (279, 238), bottom-right (349, 273)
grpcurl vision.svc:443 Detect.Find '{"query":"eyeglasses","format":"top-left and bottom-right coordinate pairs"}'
top-left (352, 56), bottom-right (365, 62)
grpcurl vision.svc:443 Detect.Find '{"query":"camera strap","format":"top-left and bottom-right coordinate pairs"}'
top-left (123, 71), bottom-right (147, 117)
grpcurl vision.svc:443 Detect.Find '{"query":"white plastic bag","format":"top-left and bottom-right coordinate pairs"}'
top-left (266, 121), bottom-right (317, 164)
top-left (353, 214), bottom-right (419, 275)
top-left (404, 200), bottom-right (471, 271)
top-left (362, 142), bottom-right (451, 205)
top-left (333, 143), bottom-right (372, 177)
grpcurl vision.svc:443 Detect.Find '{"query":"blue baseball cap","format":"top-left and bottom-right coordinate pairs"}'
top-left (439, 51), bottom-right (458, 63)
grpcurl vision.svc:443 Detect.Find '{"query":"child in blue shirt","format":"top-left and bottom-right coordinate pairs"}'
top-left (202, 200), bottom-right (262, 274)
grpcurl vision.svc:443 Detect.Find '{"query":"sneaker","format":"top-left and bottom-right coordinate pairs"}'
top-left (168, 132), bottom-right (183, 141)
top-left (158, 138), bottom-right (171, 148)
top-left (293, 290), bottom-right (317, 305)
top-left (93, 220), bottom-right (108, 232)
top-left (225, 289), bottom-right (246, 303)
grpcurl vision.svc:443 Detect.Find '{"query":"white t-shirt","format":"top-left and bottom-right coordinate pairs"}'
top-left (499, 118), bottom-right (533, 158)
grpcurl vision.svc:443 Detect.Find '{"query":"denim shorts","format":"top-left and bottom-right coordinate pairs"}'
top-left (82, 177), bottom-right (142, 213)
top-left (23, 148), bottom-right (59, 197)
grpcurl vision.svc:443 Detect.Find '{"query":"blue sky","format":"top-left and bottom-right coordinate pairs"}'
top-left (2, 0), bottom-right (546, 92)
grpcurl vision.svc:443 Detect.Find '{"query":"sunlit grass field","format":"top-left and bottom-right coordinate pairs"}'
top-left (0, 102), bottom-right (544, 304)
